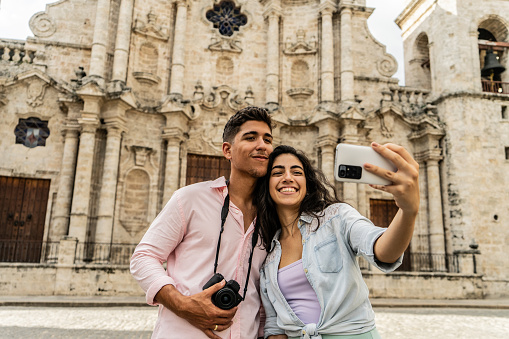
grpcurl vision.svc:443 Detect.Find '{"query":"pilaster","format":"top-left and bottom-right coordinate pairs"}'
top-left (319, 0), bottom-right (337, 102)
top-left (89, 0), bottom-right (112, 82)
top-left (162, 129), bottom-right (186, 204)
top-left (68, 93), bottom-right (103, 243)
top-left (50, 120), bottom-right (81, 241)
top-left (169, 0), bottom-right (189, 98)
top-left (94, 118), bottom-right (127, 245)
top-left (112, 0), bottom-right (135, 82)
top-left (263, 4), bottom-right (282, 106)
top-left (339, 6), bottom-right (354, 102)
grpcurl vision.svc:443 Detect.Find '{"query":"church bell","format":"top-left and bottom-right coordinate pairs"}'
top-left (481, 50), bottom-right (506, 77)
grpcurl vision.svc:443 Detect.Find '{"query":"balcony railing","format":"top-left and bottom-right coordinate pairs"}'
top-left (0, 240), bottom-right (59, 263)
top-left (75, 242), bottom-right (137, 265)
top-left (359, 252), bottom-right (460, 273)
top-left (0, 39), bottom-right (36, 64)
top-left (0, 240), bottom-right (137, 266)
top-left (481, 80), bottom-right (509, 94)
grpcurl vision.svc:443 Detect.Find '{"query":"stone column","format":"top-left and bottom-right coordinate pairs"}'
top-left (89, 0), bottom-right (112, 80)
top-left (315, 117), bottom-right (339, 199)
top-left (426, 156), bottom-right (446, 255)
top-left (317, 138), bottom-right (336, 184)
top-left (94, 120), bottom-right (125, 245)
top-left (112, 0), bottom-right (134, 82)
top-left (68, 100), bottom-right (101, 243)
top-left (50, 121), bottom-right (80, 241)
top-left (162, 133), bottom-right (184, 205)
top-left (340, 7), bottom-right (354, 102)
top-left (320, 1), bottom-right (336, 102)
top-left (169, 0), bottom-right (188, 98)
top-left (264, 6), bottom-right (281, 106)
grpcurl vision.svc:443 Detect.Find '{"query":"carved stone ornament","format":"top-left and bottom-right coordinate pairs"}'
top-left (377, 54), bottom-right (398, 77)
top-left (284, 28), bottom-right (317, 55)
top-left (26, 81), bottom-right (47, 107)
top-left (29, 12), bottom-right (56, 38)
top-left (201, 85), bottom-right (248, 114)
top-left (378, 111), bottom-right (395, 138)
top-left (131, 145), bottom-right (154, 167)
top-left (208, 34), bottom-right (243, 53)
top-left (133, 9), bottom-right (169, 41)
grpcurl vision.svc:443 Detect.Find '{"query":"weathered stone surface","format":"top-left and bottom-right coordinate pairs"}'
top-left (0, 0), bottom-right (507, 298)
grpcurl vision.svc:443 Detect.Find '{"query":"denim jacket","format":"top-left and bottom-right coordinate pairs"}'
top-left (260, 203), bottom-right (402, 339)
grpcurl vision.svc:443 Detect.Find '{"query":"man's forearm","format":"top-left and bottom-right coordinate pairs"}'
top-left (154, 284), bottom-right (185, 315)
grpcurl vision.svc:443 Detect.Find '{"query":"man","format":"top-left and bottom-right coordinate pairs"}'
top-left (130, 106), bottom-right (274, 339)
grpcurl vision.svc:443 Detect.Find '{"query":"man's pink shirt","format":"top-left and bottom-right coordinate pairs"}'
top-left (130, 177), bottom-right (266, 338)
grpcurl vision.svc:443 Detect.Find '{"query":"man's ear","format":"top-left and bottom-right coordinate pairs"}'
top-left (222, 142), bottom-right (232, 160)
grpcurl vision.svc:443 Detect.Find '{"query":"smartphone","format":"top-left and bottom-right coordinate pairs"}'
top-left (334, 143), bottom-right (397, 185)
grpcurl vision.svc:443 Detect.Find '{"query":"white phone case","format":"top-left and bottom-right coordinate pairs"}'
top-left (334, 143), bottom-right (397, 185)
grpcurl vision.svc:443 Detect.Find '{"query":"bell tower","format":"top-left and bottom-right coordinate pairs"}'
top-left (396, 0), bottom-right (509, 296)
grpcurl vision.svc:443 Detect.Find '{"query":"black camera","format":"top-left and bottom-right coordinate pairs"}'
top-left (202, 273), bottom-right (243, 310)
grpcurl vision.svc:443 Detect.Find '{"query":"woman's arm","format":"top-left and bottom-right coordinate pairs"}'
top-left (363, 142), bottom-right (420, 263)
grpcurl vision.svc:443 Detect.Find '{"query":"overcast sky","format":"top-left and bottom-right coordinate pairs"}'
top-left (0, 0), bottom-right (407, 84)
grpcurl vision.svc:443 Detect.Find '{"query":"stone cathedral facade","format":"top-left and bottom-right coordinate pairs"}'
top-left (0, 0), bottom-right (507, 298)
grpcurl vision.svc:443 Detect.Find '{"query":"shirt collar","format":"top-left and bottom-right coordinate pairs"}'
top-left (300, 213), bottom-right (313, 224)
top-left (209, 176), bottom-right (228, 196)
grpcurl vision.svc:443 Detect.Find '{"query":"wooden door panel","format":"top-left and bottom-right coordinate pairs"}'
top-left (186, 154), bottom-right (231, 185)
top-left (0, 176), bottom-right (50, 262)
top-left (369, 199), bottom-right (411, 271)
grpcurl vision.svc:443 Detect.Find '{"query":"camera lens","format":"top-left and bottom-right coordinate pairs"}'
top-left (339, 165), bottom-right (346, 177)
top-left (214, 289), bottom-right (236, 309)
top-left (221, 294), bottom-right (232, 304)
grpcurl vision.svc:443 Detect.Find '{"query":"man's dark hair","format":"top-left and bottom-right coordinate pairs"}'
top-left (254, 145), bottom-right (340, 252)
top-left (222, 106), bottom-right (273, 143)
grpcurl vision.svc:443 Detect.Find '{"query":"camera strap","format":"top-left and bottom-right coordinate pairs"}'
top-left (213, 191), bottom-right (259, 301)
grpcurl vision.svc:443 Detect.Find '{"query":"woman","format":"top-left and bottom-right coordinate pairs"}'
top-left (255, 144), bottom-right (419, 339)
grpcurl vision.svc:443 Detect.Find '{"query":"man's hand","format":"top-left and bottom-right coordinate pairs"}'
top-left (155, 281), bottom-right (237, 339)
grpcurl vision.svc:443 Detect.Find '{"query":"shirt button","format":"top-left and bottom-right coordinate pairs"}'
top-left (302, 239), bottom-right (305, 244)
top-left (302, 330), bottom-right (306, 334)
top-left (304, 269), bottom-right (308, 273)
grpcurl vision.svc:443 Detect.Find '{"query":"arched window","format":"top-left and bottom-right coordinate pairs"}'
top-left (478, 19), bottom-right (508, 93)
top-left (406, 32), bottom-right (431, 90)
top-left (206, 0), bottom-right (247, 37)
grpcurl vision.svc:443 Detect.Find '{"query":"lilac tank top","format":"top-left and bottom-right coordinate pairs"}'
top-left (277, 259), bottom-right (321, 324)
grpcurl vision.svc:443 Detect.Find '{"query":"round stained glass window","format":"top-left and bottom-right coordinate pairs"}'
top-left (206, 0), bottom-right (247, 37)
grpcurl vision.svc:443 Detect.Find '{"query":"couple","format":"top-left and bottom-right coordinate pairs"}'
top-left (130, 106), bottom-right (419, 339)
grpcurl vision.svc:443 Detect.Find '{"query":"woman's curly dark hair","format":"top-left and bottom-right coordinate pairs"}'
top-left (254, 145), bottom-right (340, 252)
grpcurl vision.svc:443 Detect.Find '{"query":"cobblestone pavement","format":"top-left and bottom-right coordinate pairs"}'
top-left (0, 306), bottom-right (508, 338)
